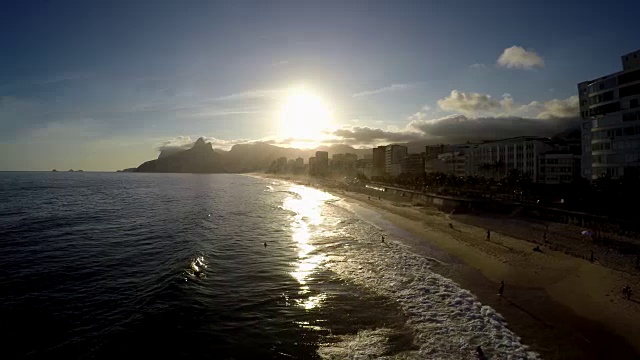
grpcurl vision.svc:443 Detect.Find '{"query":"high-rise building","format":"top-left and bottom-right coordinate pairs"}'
top-left (331, 153), bottom-right (357, 175)
top-left (372, 146), bottom-right (386, 178)
top-left (385, 145), bottom-right (408, 177)
top-left (425, 144), bottom-right (449, 160)
top-left (578, 49), bottom-right (640, 179)
top-left (277, 157), bottom-right (287, 173)
top-left (308, 157), bottom-right (316, 176)
top-left (315, 151), bottom-right (329, 177)
top-left (400, 153), bottom-right (425, 175)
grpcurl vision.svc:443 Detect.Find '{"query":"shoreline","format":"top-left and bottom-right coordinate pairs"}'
top-left (254, 173), bottom-right (640, 359)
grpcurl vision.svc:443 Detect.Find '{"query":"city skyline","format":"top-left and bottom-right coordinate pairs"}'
top-left (1, 0), bottom-right (639, 170)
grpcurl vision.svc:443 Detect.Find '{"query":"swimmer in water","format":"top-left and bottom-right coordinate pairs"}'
top-left (264, 242), bottom-right (267, 247)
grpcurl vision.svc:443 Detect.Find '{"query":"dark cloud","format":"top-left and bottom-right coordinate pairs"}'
top-left (408, 114), bottom-right (579, 141)
top-left (332, 127), bottom-right (425, 144)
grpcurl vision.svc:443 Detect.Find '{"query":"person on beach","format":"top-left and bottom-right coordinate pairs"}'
top-left (486, 229), bottom-right (491, 241)
top-left (623, 286), bottom-right (632, 300)
top-left (476, 346), bottom-right (488, 360)
top-left (381, 235), bottom-right (385, 243)
top-left (264, 242), bottom-right (267, 248)
top-left (498, 281), bottom-right (504, 297)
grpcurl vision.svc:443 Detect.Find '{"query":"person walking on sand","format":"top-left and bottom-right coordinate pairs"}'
top-left (498, 281), bottom-right (504, 297)
top-left (381, 235), bottom-right (385, 243)
top-left (476, 346), bottom-right (488, 360)
top-left (486, 229), bottom-right (491, 241)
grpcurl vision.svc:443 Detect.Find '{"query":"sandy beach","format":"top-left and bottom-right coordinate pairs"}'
top-left (257, 174), bottom-right (640, 359)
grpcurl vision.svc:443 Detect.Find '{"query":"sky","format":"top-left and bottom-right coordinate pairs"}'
top-left (1, 0), bottom-right (639, 171)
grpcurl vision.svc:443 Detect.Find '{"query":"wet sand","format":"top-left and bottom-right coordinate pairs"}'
top-left (255, 174), bottom-right (640, 359)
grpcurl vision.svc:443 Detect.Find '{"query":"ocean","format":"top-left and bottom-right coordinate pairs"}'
top-left (0, 172), bottom-right (537, 359)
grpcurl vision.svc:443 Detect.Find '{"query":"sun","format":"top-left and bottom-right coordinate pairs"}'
top-left (279, 87), bottom-right (332, 144)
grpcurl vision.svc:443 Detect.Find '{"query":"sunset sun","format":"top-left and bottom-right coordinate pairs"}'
top-left (279, 87), bottom-right (332, 144)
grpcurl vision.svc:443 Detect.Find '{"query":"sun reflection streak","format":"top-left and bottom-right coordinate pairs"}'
top-left (281, 186), bottom-right (334, 309)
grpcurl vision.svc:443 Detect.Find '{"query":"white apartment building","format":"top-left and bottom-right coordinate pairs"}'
top-left (579, 49), bottom-right (640, 179)
top-left (469, 136), bottom-right (555, 181)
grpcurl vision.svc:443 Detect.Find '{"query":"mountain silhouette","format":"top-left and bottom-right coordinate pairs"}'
top-left (134, 139), bottom-right (372, 173)
top-left (136, 138), bottom-right (226, 173)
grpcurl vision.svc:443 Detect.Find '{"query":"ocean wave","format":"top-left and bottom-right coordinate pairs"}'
top-left (321, 201), bottom-right (539, 359)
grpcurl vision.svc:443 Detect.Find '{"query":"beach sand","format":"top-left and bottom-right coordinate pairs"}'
top-left (256, 174), bottom-right (640, 359)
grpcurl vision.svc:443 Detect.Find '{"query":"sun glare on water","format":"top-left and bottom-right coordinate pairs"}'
top-left (279, 87), bottom-right (332, 147)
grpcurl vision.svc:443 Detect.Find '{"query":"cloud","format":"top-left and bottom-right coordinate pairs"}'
top-left (517, 95), bottom-right (579, 119)
top-left (332, 126), bottom-right (424, 144)
top-left (156, 136), bottom-right (250, 153)
top-left (215, 89), bottom-right (284, 101)
top-left (408, 114), bottom-right (578, 142)
top-left (497, 46), bottom-right (544, 69)
top-left (434, 90), bottom-right (578, 119)
top-left (437, 90), bottom-right (502, 116)
top-left (271, 60), bottom-right (290, 67)
top-left (408, 105), bottom-right (432, 121)
top-left (182, 109), bottom-right (262, 119)
top-left (352, 83), bottom-right (413, 97)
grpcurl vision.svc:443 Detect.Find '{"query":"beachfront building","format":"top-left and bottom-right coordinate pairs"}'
top-left (331, 153), bottom-right (357, 176)
top-left (468, 136), bottom-right (555, 181)
top-left (578, 49), bottom-right (640, 179)
top-left (315, 151), bottom-right (329, 177)
top-left (385, 145), bottom-right (408, 177)
top-left (356, 158), bottom-right (372, 179)
top-left (308, 156), bottom-right (316, 176)
top-left (425, 144), bottom-right (450, 161)
top-left (294, 157), bottom-right (304, 174)
top-left (372, 146), bottom-right (386, 178)
top-left (424, 152), bottom-right (466, 176)
top-left (276, 157), bottom-right (287, 173)
top-left (400, 153), bottom-right (425, 175)
top-left (538, 152), bottom-right (582, 185)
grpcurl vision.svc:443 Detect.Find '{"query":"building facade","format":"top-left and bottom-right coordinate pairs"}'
top-left (400, 153), bottom-right (425, 175)
top-left (372, 146), bottom-right (386, 178)
top-left (538, 153), bottom-right (581, 185)
top-left (315, 151), bottom-right (329, 177)
top-left (468, 137), bottom-right (555, 181)
top-left (355, 158), bottom-right (372, 179)
top-left (331, 153), bottom-right (357, 176)
top-left (385, 145), bottom-right (408, 177)
top-left (579, 49), bottom-right (640, 179)
top-left (308, 157), bottom-right (316, 176)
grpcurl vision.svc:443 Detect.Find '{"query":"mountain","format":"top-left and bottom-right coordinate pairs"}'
top-left (136, 138), bottom-right (226, 173)
top-left (133, 139), bottom-right (376, 174)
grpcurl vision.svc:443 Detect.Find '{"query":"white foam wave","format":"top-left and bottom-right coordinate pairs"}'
top-left (271, 180), bottom-right (538, 359)
top-left (324, 209), bottom-right (539, 359)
